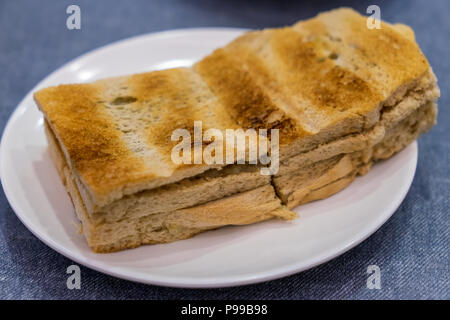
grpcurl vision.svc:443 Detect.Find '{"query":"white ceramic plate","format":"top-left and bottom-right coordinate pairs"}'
top-left (0, 29), bottom-right (418, 288)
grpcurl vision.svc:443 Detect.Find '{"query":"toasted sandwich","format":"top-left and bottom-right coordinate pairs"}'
top-left (35, 8), bottom-right (439, 252)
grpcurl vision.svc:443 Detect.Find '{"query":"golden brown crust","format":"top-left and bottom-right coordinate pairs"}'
top-left (194, 47), bottom-right (303, 144)
top-left (269, 28), bottom-right (382, 113)
top-left (35, 84), bottom-right (149, 196)
top-left (295, 8), bottom-right (429, 96)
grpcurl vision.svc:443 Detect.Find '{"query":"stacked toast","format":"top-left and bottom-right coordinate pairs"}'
top-left (35, 8), bottom-right (439, 252)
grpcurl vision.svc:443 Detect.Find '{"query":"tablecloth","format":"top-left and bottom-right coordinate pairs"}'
top-left (0, 0), bottom-right (448, 299)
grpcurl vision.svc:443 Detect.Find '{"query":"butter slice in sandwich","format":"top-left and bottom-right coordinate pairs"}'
top-left (35, 8), bottom-right (439, 252)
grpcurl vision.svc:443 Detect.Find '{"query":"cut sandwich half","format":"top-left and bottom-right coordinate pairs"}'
top-left (35, 8), bottom-right (439, 252)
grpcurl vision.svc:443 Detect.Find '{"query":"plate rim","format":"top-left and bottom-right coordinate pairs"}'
top-left (0, 28), bottom-right (418, 288)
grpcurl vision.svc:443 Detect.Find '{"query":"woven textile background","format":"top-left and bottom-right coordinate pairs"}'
top-left (0, 0), bottom-right (448, 299)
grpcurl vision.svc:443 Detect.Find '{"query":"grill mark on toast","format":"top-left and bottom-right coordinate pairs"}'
top-left (194, 48), bottom-right (301, 145)
top-left (269, 27), bottom-right (382, 117)
top-left (130, 68), bottom-right (196, 165)
top-left (99, 69), bottom-right (212, 175)
top-left (34, 84), bottom-right (147, 194)
top-left (299, 8), bottom-right (429, 98)
top-left (345, 15), bottom-right (428, 90)
top-left (128, 68), bottom-right (236, 167)
top-left (99, 72), bottom-right (178, 177)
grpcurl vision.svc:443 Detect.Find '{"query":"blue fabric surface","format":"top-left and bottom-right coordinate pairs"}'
top-left (0, 0), bottom-right (449, 299)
